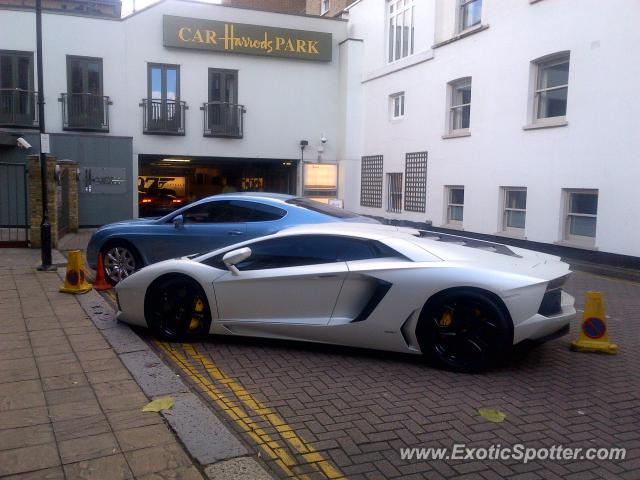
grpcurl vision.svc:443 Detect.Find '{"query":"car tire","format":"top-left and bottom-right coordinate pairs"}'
top-left (144, 275), bottom-right (212, 342)
top-left (416, 289), bottom-right (512, 373)
top-left (101, 241), bottom-right (143, 286)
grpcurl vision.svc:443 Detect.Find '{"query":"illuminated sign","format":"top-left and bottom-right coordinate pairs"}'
top-left (163, 15), bottom-right (332, 62)
top-left (138, 176), bottom-right (186, 196)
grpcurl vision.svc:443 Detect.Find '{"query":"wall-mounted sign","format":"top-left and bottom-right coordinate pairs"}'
top-left (163, 15), bottom-right (332, 62)
top-left (303, 163), bottom-right (338, 198)
top-left (138, 176), bottom-right (186, 196)
top-left (81, 167), bottom-right (126, 194)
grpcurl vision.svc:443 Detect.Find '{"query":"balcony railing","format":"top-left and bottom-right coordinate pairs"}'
top-left (59, 93), bottom-right (111, 132)
top-left (201, 101), bottom-right (245, 138)
top-left (0, 89), bottom-right (39, 128)
top-left (140, 99), bottom-right (187, 135)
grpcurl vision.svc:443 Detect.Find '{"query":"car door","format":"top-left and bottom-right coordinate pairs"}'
top-left (212, 235), bottom-right (348, 325)
top-left (148, 200), bottom-right (247, 261)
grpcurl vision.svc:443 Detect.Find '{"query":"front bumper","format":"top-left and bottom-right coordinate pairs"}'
top-left (513, 291), bottom-right (576, 344)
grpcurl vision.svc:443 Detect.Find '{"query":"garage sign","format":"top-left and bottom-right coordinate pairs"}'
top-left (163, 15), bottom-right (332, 62)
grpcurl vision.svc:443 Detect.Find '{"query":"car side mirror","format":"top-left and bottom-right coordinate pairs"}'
top-left (173, 214), bottom-right (184, 229)
top-left (222, 247), bottom-right (252, 276)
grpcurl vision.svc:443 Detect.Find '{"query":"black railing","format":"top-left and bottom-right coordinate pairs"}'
top-left (0, 89), bottom-right (38, 128)
top-left (59, 93), bottom-right (111, 132)
top-left (201, 101), bottom-right (245, 138)
top-left (140, 99), bottom-right (187, 135)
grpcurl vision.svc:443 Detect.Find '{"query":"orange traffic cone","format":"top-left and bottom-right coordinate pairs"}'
top-left (60, 250), bottom-right (92, 294)
top-left (93, 253), bottom-right (112, 291)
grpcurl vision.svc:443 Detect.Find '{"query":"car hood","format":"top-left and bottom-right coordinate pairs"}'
top-left (95, 218), bottom-right (159, 231)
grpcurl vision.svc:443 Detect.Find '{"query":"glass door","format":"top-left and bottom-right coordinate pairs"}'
top-left (67, 57), bottom-right (103, 129)
top-left (148, 64), bottom-right (179, 132)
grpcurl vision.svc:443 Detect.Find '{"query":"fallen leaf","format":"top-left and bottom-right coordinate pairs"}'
top-left (478, 408), bottom-right (506, 423)
top-left (142, 396), bottom-right (175, 412)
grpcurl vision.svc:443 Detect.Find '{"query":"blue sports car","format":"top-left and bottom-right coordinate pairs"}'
top-left (87, 193), bottom-right (378, 284)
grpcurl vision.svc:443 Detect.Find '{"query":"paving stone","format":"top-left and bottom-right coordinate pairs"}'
top-left (204, 457), bottom-right (273, 480)
top-left (0, 390), bottom-right (46, 412)
top-left (44, 385), bottom-right (96, 406)
top-left (58, 432), bottom-right (120, 464)
top-left (41, 373), bottom-right (88, 391)
top-left (97, 391), bottom-right (149, 413)
top-left (0, 424), bottom-right (55, 451)
top-left (85, 366), bottom-right (132, 384)
top-left (0, 406), bottom-right (50, 429)
top-left (138, 465), bottom-right (205, 480)
top-left (0, 443), bottom-right (60, 476)
top-left (53, 414), bottom-right (112, 442)
top-left (48, 399), bottom-right (103, 422)
top-left (115, 424), bottom-right (176, 452)
top-left (160, 392), bottom-right (248, 464)
top-left (125, 443), bottom-right (192, 477)
top-left (101, 324), bottom-right (149, 354)
top-left (120, 349), bottom-right (190, 397)
top-left (106, 408), bottom-right (164, 432)
top-left (63, 453), bottom-right (133, 480)
top-left (1, 466), bottom-right (65, 480)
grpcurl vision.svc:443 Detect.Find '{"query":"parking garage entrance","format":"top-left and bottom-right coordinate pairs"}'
top-left (137, 154), bottom-right (297, 217)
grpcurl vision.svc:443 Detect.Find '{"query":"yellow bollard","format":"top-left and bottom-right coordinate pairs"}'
top-left (570, 291), bottom-right (618, 354)
top-left (59, 250), bottom-right (93, 294)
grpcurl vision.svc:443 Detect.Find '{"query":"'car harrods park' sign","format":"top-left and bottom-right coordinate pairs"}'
top-left (163, 15), bottom-right (332, 62)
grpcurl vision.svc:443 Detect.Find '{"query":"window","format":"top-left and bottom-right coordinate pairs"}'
top-left (204, 235), bottom-right (404, 271)
top-left (387, 173), bottom-right (403, 213)
top-left (459, 0), bottom-right (483, 32)
top-left (502, 188), bottom-right (527, 234)
top-left (387, 0), bottom-right (415, 63)
top-left (181, 200), bottom-right (285, 224)
top-left (404, 151), bottom-right (427, 213)
top-left (534, 53), bottom-right (570, 121)
top-left (206, 68), bottom-right (242, 138)
top-left (360, 155), bottom-right (384, 208)
top-left (446, 186), bottom-right (464, 226)
top-left (0, 50), bottom-right (36, 127)
top-left (145, 63), bottom-right (183, 134)
top-left (321, 0), bottom-right (330, 15)
top-left (286, 197), bottom-right (359, 219)
top-left (563, 189), bottom-right (598, 246)
top-left (448, 78), bottom-right (471, 133)
top-left (390, 92), bottom-right (405, 120)
top-left (65, 56), bottom-right (104, 130)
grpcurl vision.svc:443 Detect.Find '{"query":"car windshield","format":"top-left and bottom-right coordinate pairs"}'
top-left (286, 198), bottom-right (360, 219)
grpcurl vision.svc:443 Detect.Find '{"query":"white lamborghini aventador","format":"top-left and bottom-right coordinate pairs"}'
top-left (115, 223), bottom-right (576, 371)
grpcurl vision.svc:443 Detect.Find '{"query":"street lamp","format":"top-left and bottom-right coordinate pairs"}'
top-left (35, 0), bottom-right (55, 271)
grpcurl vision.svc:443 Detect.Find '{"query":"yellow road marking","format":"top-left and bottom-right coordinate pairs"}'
top-left (155, 341), bottom-right (310, 479)
top-left (181, 344), bottom-right (344, 480)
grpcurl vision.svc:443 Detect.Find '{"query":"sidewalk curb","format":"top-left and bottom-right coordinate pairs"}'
top-left (74, 288), bottom-right (252, 470)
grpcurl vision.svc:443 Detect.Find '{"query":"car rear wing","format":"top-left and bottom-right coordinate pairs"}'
top-left (417, 230), bottom-right (522, 258)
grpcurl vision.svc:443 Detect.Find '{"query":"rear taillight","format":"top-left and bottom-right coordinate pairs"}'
top-left (141, 198), bottom-right (153, 204)
top-left (172, 199), bottom-right (183, 204)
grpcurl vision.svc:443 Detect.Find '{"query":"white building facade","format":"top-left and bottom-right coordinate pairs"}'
top-left (2, 0), bottom-right (640, 261)
top-left (338, 0), bottom-right (640, 259)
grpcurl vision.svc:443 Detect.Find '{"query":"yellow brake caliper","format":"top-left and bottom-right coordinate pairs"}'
top-left (439, 310), bottom-right (453, 327)
top-left (188, 297), bottom-right (205, 332)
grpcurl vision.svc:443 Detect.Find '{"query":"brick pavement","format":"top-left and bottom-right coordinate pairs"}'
top-left (0, 253), bottom-right (204, 479)
top-left (156, 271), bottom-right (640, 480)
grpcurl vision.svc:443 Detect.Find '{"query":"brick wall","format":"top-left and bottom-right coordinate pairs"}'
top-left (223, 0), bottom-right (306, 14)
top-left (305, 0), bottom-right (354, 17)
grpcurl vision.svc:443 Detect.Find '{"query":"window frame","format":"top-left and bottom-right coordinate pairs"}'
top-left (445, 186), bottom-right (464, 227)
top-left (386, 172), bottom-right (403, 213)
top-left (66, 55), bottom-right (103, 96)
top-left (533, 53), bottom-right (570, 123)
top-left (320, 0), bottom-right (330, 15)
top-left (458, 0), bottom-right (483, 33)
top-left (387, 0), bottom-right (415, 64)
top-left (447, 77), bottom-right (472, 134)
top-left (0, 50), bottom-right (35, 92)
top-left (501, 187), bottom-right (527, 235)
top-left (390, 92), bottom-right (405, 120)
top-left (562, 189), bottom-right (598, 247)
top-left (147, 62), bottom-right (180, 103)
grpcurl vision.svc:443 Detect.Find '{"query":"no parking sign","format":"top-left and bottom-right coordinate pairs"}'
top-left (582, 317), bottom-right (607, 339)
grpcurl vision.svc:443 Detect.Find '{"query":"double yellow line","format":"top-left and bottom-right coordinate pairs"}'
top-left (155, 341), bottom-right (345, 480)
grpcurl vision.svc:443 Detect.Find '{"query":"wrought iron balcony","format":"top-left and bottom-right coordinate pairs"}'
top-left (59, 93), bottom-right (111, 132)
top-left (0, 89), bottom-right (39, 128)
top-left (140, 99), bottom-right (187, 136)
top-left (201, 102), bottom-right (245, 138)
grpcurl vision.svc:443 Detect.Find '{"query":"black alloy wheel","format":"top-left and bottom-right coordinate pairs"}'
top-left (146, 276), bottom-right (211, 342)
top-left (417, 290), bottom-right (512, 372)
